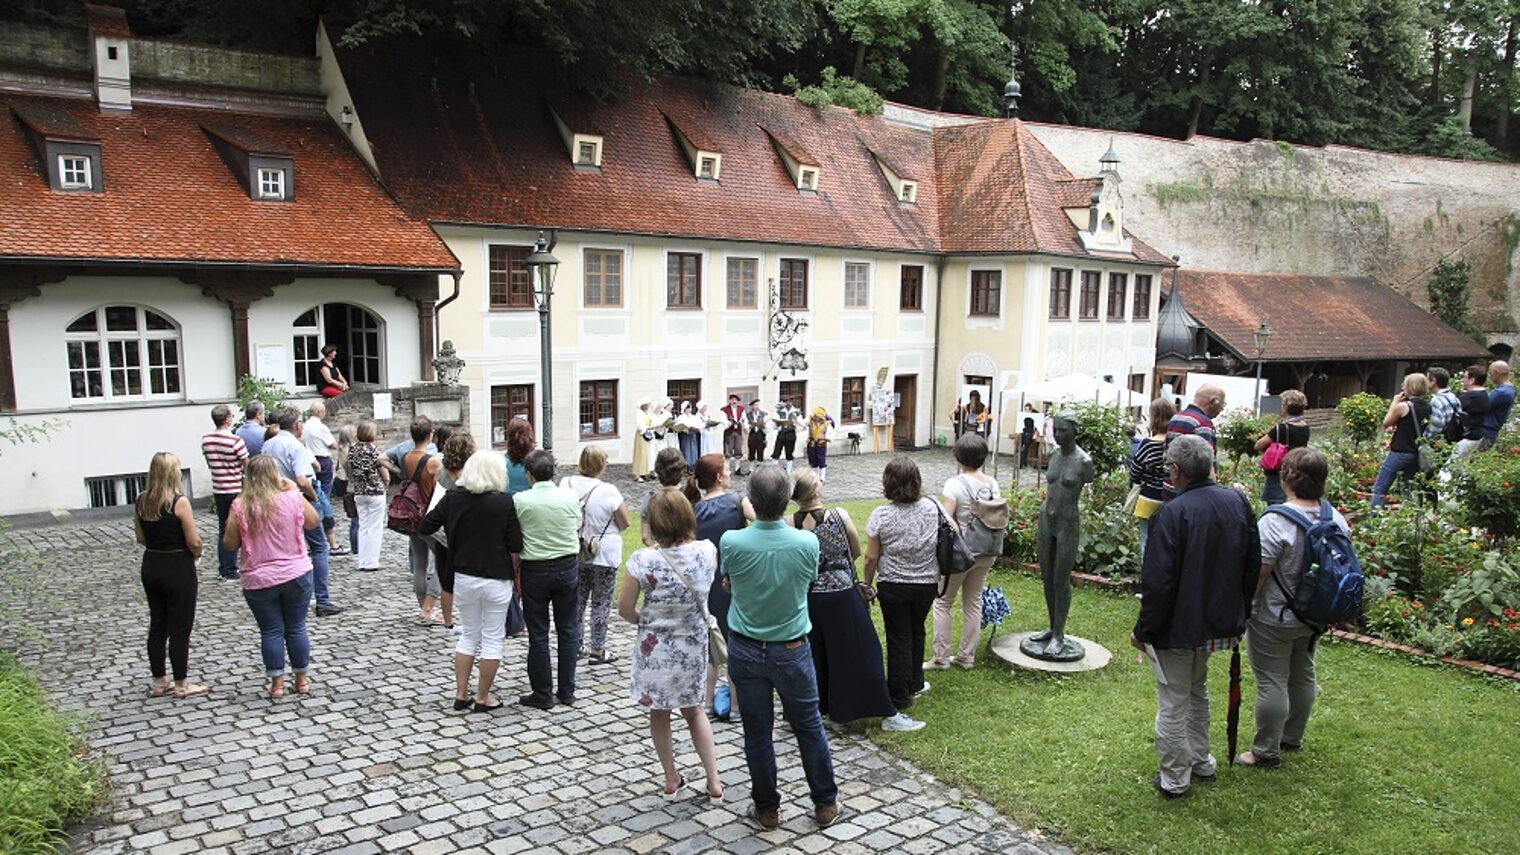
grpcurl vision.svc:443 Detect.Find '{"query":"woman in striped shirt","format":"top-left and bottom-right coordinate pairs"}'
top-left (1128, 397), bottom-right (1175, 562)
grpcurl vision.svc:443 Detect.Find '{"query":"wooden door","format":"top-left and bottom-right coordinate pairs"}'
top-left (893, 374), bottom-right (917, 449)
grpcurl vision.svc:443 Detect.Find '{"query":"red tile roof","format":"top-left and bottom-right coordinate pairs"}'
top-left (1175, 270), bottom-right (1486, 362)
top-left (338, 50), bottom-right (1172, 262)
top-left (84, 4), bottom-right (131, 39)
top-left (12, 102), bottom-right (95, 141)
top-left (661, 110), bottom-right (720, 153)
top-left (201, 122), bottom-right (292, 157)
top-left (0, 94), bottom-right (459, 272)
top-left (934, 119), bottom-right (1171, 263)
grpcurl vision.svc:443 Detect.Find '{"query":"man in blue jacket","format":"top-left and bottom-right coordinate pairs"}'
top-left (1131, 434), bottom-right (1259, 799)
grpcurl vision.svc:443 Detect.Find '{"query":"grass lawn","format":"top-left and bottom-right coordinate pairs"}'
top-left (626, 498), bottom-right (1520, 855)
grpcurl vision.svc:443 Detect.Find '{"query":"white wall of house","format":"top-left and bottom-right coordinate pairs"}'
top-left (433, 225), bottom-right (941, 460)
top-left (2, 274), bottom-right (422, 514)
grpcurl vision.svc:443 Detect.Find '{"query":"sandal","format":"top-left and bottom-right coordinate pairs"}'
top-left (148, 680), bottom-right (171, 698)
top-left (269, 680), bottom-right (285, 699)
top-left (586, 651), bottom-right (619, 665)
top-left (173, 683), bottom-right (210, 699)
top-left (662, 773), bottom-right (687, 800)
top-left (294, 675), bottom-right (311, 695)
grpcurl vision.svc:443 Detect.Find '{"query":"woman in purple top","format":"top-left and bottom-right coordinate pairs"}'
top-left (224, 455), bottom-right (320, 699)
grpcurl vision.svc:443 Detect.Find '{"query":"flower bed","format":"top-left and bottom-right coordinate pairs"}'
top-left (1000, 402), bottom-right (1520, 671)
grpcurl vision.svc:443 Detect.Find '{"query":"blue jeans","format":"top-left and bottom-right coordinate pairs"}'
top-left (519, 556), bottom-right (582, 702)
top-left (305, 488), bottom-right (331, 606)
top-left (243, 572), bottom-right (313, 677)
top-left (317, 457), bottom-right (336, 531)
top-left (729, 633), bottom-right (838, 812)
top-left (213, 493), bottom-right (239, 578)
top-left (1370, 450), bottom-right (1419, 508)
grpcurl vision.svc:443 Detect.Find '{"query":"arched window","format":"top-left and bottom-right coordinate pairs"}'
top-left (293, 303), bottom-right (385, 389)
top-left (65, 305), bottom-right (182, 401)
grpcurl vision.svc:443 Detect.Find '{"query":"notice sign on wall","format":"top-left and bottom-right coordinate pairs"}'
top-left (254, 344), bottom-right (285, 383)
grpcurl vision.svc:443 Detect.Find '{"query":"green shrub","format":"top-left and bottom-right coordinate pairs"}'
top-left (1003, 488), bottom-right (1041, 566)
top-left (0, 659), bottom-right (101, 855)
top-left (236, 374), bottom-right (288, 422)
top-left (1448, 426), bottom-right (1520, 542)
top-left (1066, 401), bottom-right (1131, 479)
top-left (1337, 392), bottom-right (1387, 446)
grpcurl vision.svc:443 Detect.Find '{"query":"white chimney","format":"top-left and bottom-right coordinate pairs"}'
top-left (86, 4), bottom-right (132, 111)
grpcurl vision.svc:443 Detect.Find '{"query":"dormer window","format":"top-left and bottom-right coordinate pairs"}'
top-left (577, 141), bottom-right (598, 165)
top-left (256, 167), bottom-right (286, 200)
top-left (58, 154), bottom-right (93, 190)
top-left (763, 126), bottom-right (820, 195)
top-left (699, 156), bottom-right (717, 179)
top-left (799, 168), bottom-right (817, 191)
top-left (871, 150), bottom-right (917, 205)
top-left (202, 124), bottom-right (294, 201)
top-left (899, 181), bottom-right (917, 203)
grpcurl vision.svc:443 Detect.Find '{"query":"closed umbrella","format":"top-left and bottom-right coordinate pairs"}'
top-left (1226, 644), bottom-right (1243, 763)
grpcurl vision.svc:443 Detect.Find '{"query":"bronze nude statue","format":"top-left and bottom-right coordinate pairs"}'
top-left (1021, 411), bottom-right (1094, 662)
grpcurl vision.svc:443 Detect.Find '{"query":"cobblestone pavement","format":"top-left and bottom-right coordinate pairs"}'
top-left (3, 448), bottom-right (1064, 855)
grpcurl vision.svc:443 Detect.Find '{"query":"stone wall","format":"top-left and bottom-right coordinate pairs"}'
top-left (323, 384), bottom-right (470, 450)
top-left (1026, 123), bottom-right (1520, 340)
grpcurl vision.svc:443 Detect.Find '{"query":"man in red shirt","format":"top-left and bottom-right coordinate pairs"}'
top-left (201, 404), bottom-right (249, 579)
top-left (722, 394), bottom-right (747, 475)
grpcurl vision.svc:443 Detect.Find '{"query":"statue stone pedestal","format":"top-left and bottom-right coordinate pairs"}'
top-left (992, 632), bottom-right (1112, 674)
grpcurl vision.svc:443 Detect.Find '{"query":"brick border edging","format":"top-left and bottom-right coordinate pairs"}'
top-left (993, 561), bottom-right (1520, 683)
top-left (1326, 630), bottom-right (1520, 683)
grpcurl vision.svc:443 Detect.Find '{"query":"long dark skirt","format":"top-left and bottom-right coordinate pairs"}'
top-left (808, 588), bottom-right (897, 723)
top-left (708, 580), bottom-right (731, 638)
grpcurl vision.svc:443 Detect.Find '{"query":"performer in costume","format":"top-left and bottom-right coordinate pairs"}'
top-left (632, 398), bottom-right (655, 482)
top-left (771, 400), bottom-right (803, 473)
top-left (721, 394), bottom-right (747, 475)
top-left (696, 401), bottom-right (721, 456)
top-left (676, 401), bottom-right (703, 468)
top-left (961, 390), bottom-right (991, 437)
top-left (806, 406), bottom-right (836, 481)
top-left (745, 399), bottom-right (768, 470)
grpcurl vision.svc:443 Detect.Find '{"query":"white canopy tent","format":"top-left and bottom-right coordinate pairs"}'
top-left (990, 372), bottom-right (1141, 482)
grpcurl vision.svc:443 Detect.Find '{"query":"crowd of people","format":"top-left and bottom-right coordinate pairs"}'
top-left (133, 357), bottom-right (1516, 817)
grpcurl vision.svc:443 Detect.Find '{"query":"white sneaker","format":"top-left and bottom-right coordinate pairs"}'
top-left (914, 681), bottom-right (931, 698)
top-left (881, 713), bottom-right (926, 732)
top-left (923, 660), bottom-right (952, 671)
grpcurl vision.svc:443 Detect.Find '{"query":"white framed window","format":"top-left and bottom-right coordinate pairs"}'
top-left (726, 256), bottom-right (759, 309)
top-left (58, 155), bottom-right (92, 190)
top-left (577, 140), bottom-right (599, 165)
top-left (256, 167), bottom-right (286, 200)
top-left (799, 167), bottom-right (818, 191)
top-left (65, 305), bottom-right (182, 402)
top-left (699, 156), bottom-right (717, 179)
top-left (844, 262), bottom-right (871, 309)
top-left (900, 181), bottom-right (917, 203)
top-left (293, 304), bottom-right (384, 388)
top-left (583, 248), bottom-right (624, 308)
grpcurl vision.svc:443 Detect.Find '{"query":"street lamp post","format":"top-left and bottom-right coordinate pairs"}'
top-left (525, 231), bottom-right (560, 450)
top-left (1253, 321), bottom-right (1273, 416)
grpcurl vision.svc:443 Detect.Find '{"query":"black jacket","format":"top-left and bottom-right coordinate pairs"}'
top-left (419, 489), bottom-right (523, 580)
top-left (1133, 480), bottom-right (1260, 650)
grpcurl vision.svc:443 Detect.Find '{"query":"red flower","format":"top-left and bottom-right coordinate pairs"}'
top-left (638, 693), bottom-right (653, 707)
top-left (640, 633), bottom-right (659, 656)
top-left (645, 573), bottom-right (658, 590)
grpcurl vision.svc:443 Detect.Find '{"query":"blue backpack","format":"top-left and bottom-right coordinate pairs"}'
top-left (1263, 501), bottom-right (1363, 629)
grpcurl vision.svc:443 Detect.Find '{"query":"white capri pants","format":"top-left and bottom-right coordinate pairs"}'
top-left (354, 495), bottom-right (386, 568)
top-left (454, 574), bottom-right (514, 661)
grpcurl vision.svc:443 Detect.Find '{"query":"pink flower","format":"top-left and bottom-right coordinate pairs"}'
top-left (640, 633), bottom-right (659, 656)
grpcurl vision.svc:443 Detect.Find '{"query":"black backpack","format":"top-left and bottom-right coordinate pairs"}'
top-left (1442, 395), bottom-right (1466, 444)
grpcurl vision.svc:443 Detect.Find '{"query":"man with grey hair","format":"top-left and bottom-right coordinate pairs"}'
top-left (721, 463), bottom-right (839, 830)
top-left (235, 400), bottom-right (267, 456)
top-left (1131, 434), bottom-right (1258, 799)
top-left (201, 404), bottom-right (248, 579)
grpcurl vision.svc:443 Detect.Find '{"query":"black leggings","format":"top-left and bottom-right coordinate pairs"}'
top-left (142, 553), bottom-right (198, 681)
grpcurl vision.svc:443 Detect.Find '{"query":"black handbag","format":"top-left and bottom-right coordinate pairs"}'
top-left (933, 500), bottom-right (975, 595)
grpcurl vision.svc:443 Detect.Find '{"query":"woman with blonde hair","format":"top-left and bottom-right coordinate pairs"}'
top-left (1371, 373), bottom-right (1432, 509)
top-left (561, 445), bottom-right (630, 665)
top-left (431, 431), bottom-right (478, 630)
top-left (790, 470), bottom-right (900, 727)
top-left (135, 452), bottom-right (207, 699)
top-left (618, 489), bottom-right (723, 801)
top-left (420, 450), bottom-right (524, 713)
top-left (223, 456), bottom-right (319, 698)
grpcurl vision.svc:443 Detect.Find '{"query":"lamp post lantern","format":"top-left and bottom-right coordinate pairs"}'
top-left (525, 231), bottom-right (560, 450)
top-left (1252, 321), bottom-right (1273, 416)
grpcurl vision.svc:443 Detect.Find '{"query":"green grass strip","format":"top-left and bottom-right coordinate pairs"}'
top-left (0, 656), bottom-right (101, 855)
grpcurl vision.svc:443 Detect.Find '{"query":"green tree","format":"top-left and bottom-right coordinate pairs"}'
top-left (1427, 258), bottom-right (1480, 337)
